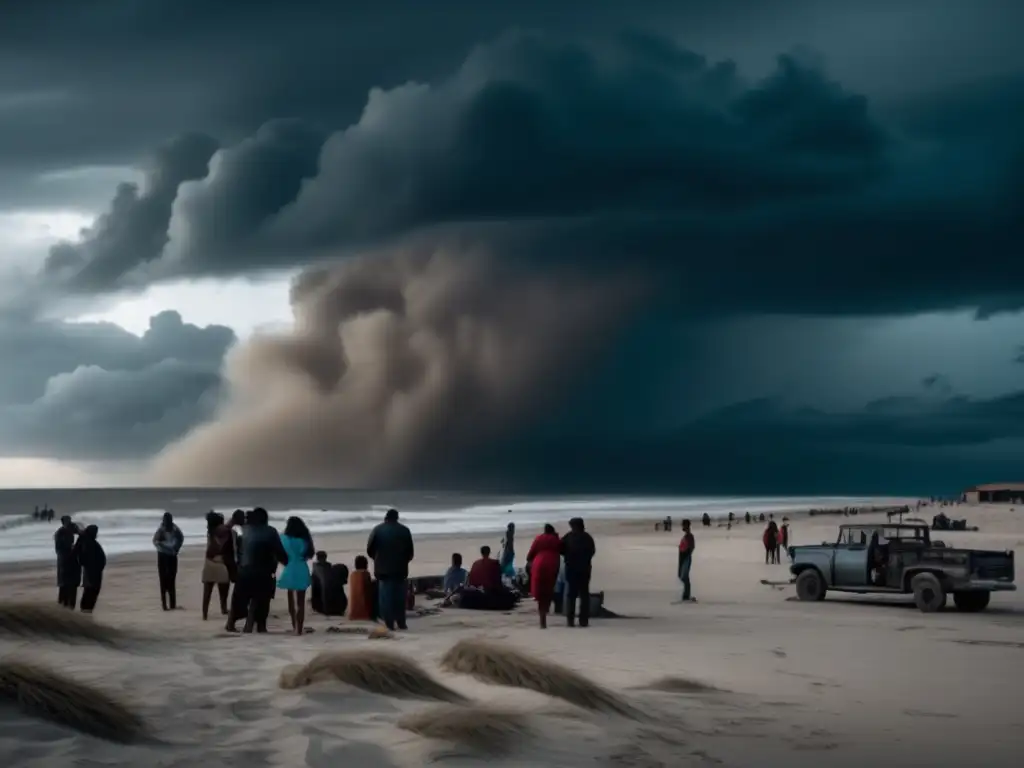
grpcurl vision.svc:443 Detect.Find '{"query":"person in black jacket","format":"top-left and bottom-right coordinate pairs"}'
top-left (228, 507), bottom-right (288, 633)
top-left (53, 516), bottom-right (81, 609)
top-left (75, 525), bottom-right (107, 613)
top-left (366, 508), bottom-right (414, 631)
top-left (560, 517), bottom-right (596, 628)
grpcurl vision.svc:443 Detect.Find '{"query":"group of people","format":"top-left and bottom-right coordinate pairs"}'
top-left (762, 519), bottom-right (791, 564)
top-left (53, 515), bottom-right (107, 612)
top-left (51, 505), bottom-right (606, 634)
top-left (438, 518), bottom-right (597, 629)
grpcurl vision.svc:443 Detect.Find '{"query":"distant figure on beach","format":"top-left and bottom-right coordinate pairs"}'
top-left (230, 507), bottom-right (288, 633)
top-left (443, 553), bottom-right (468, 594)
top-left (347, 555), bottom-right (373, 620)
top-left (74, 525), bottom-right (106, 613)
top-left (53, 516), bottom-right (81, 609)
top-left (468, 545), bottom-right (502, 590)
top-left (745, 511), bottom-right (752, 524)
top-left (201, 512), bottom-right (235, 620)
top-left (763, 521), bottom-right (780, 564)
top-left (499, 523), bottom-right (516, 579)
top-left (526, 524), bottom-right (561, 629)
top-left (677, 519), bottom-right (695, 603)
top-left (561, 517), bottom-right (596, 628)
top-left (366, 508), bottom-right (414, 631)
top-left (153, 512), bottom-right (184, 611)
top-left (278, 516), bottom-right (315, 635)
top-left (701, 512), bottom-right (711, 528)
top-left (780, 519), bottom-right (790, 557)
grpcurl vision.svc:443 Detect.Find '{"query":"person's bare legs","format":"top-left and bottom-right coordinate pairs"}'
top-left (287, 590), bottom-right (297, 631)
top-left (201, 583), bottom-right (213, 620)
top-left (294, 590), bottom-right (306, 636)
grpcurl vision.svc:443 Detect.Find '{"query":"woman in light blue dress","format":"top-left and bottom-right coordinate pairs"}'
top-left (278, 516), bottom-right (314, 635)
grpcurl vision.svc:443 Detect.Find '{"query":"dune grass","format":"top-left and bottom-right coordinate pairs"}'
top-left (638, 676), bottom-right (723, 694)
top-left (439, 639), bottom-right (642, 719)
top-left (398, 703), bottom-right (533, 754)
top-left (0, 602), bottom-right (135, 648)
top-left (0, 658), bottom-right (150, 743)
top-left (279, 650), bottom-right (468, 703)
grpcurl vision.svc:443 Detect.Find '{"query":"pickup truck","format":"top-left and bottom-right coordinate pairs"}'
top-left (788, 523), bottom-right (1016, 612)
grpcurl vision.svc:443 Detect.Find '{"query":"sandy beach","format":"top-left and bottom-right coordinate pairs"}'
top-left (1, 503), bottom-right (1022, 767)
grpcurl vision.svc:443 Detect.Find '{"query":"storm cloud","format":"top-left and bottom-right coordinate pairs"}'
top-left (0, 311), bottom-right (234, 460)
top-left (3, 3), bottom-right (1023, 492)
top-left (35, 31), bottom-right (1024, 319)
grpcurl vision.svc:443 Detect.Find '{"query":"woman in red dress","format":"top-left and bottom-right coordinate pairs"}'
top-left (526, 524), bottom-right (562, 628)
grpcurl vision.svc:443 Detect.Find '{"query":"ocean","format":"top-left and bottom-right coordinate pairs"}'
top-left (0, 488), bottom-right (898, 564)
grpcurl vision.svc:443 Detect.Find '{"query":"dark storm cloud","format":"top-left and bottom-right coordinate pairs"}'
top-left (42, 134), bottom-right (219, 291)
top-left (3, 0), bottom-right (1018, 214)
top-left (441, 391), bottom-right (1024, 494)
top-left (37, 30), bottom-right (1024, 318)
top-left (0, 311), bottom-right (234, 460)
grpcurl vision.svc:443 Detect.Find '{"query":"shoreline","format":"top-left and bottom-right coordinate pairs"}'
top-left (0, 503), bottom-right (909, 577)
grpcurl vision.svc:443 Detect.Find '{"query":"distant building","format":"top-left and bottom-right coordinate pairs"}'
top-left (962, 483), bottom-right (1024, 504)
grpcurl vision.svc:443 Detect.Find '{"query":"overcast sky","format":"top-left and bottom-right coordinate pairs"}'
top-left (1, 0), bottom-right (1022, 493)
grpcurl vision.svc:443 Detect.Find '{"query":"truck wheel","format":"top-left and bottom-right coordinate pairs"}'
top-left (911, 573), bottom-right (946, 612)
top-left (795, 569), bottom-right (826, 602)
top-left (952, 591), bottom-right (990, 612)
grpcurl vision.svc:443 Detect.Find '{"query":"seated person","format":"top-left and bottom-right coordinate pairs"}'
top-left (310, 551), bottom-right (331, 614)
top-left (443, 553), bottom-right (468, 594)
top-left (324, 562), bottom-right (349, 616)
top-left (347, 555), bottom-right (373, 621)
top-left (467, 546), bottom-right (502, 590)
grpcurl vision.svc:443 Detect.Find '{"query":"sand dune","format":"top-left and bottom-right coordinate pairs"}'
top-left (0, 503), bottom-right (1021, 766)
top-left (0, 658), bottom-right (149, 744)
top-left (440, 638), bottom-right (642, 719)
top-left (279, 649), bottom-right (467, 703)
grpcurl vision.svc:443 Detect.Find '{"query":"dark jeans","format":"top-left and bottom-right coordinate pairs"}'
top-left (679, 556), bottom-right (692, 601)
top-left (57, 586), bottom-right (78, 609)
top-left (81, 586), bottom-right (100, 612)
top-left (565, 576), bottom-right (591, 627)
top-left (239, 571), bottom-right (275, 633)
top-left (157, 553), bottom-right (178, 609)
top-left (377, 577), bottom-right (407, 629)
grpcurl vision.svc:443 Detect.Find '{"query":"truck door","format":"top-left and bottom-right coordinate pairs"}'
top-left (833, 529), bottom-right (871, 587)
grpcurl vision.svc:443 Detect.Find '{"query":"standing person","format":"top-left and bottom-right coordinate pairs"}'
top-left (53, 516), bottom-right (80, 609)
top-left (499, 522), bottom-right (516, 580)
top-left (224, 509), bottom-right (248, 629)
top-left (278, 516), bottom-right (315, 636)
top-left (780, 519), bottom-right (791, 560)
top-left (526, 524), bottom-right (561, 628)
top-left (201, 512), bottom-right (235, 620)
top-left (560, 517), bottom-right (596, 628)
top-left (763, 521), bottom-right (779, 564)
top-left (677, 519), bottom-right (696, 603)
top-left (75, 525), bottom-right (107, 613)
top-left (231, 507), bottom-right (289, 634)
top-left (152, 512), bottom-right (184, 610)
top-left (365, 508), bottom-right (414, 631)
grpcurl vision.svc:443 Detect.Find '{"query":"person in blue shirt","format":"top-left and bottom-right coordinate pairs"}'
top-left (278, 516), bottom-right (315, 635)
top-left (443, 552), bottom-right (468, 594)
